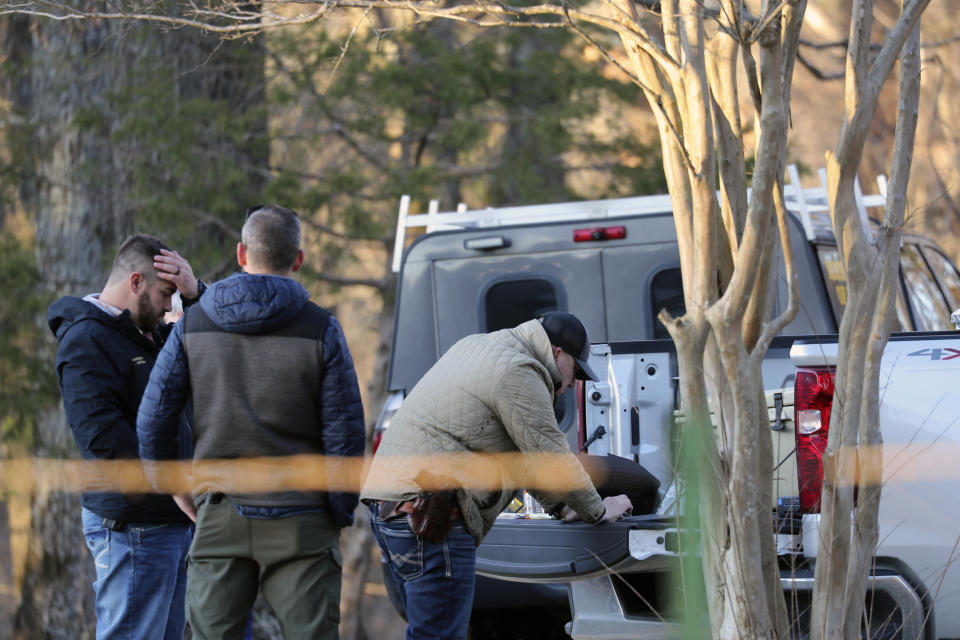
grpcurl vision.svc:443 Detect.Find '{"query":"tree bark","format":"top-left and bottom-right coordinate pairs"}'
top-left (4, 16), bottom-right (266, 636)
top-left (340, 269), bottom-right (395, 640)
top-left (813, 2), bottom-right (922, 638)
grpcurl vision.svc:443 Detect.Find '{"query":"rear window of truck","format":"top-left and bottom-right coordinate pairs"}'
top-left (650, 268), bottom-right (685, 339)
top-left (484, 279), bottom-right (559, 332)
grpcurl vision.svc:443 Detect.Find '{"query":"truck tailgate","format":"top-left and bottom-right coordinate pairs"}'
top-left (476, 514), bottom-right (679, 582)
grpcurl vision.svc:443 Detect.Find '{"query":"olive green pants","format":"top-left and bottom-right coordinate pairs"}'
top-left (186, 499), bottom-right (342, 640)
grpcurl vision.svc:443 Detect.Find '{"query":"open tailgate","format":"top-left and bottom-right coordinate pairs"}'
top-left (476, 514), bottom-right (680, 582)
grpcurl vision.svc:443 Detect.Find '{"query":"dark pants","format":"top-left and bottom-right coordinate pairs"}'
top-left (370, 502), bottom-right (476, 640)
top-left (186, 499), bottom-right (341, 640)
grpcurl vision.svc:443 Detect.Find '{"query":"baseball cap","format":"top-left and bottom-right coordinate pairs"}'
top-left (538, 311), bottom-right (598, 381)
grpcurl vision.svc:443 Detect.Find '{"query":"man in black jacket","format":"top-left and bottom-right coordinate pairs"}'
top-left (48, 234), bottom-right (204, 640)
top-left (137, 205), bottom-right (366, 639)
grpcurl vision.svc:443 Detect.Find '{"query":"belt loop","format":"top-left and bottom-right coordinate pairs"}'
top-left (100, 517), bottom-right (123, 531)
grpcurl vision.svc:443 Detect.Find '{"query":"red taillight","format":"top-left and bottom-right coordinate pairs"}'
top-left (794, 368), bottom-right (835, 513)
top-left (372, 430), bottom-right (385, 455)
top-left (573, 226), bottom-right (626, 242)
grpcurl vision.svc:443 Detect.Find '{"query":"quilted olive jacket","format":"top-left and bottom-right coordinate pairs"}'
top-left (362, 319), bottom-right (604, 543)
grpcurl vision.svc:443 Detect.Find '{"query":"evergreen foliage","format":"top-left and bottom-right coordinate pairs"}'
top-left (107, 79), bottom-right (267, 278)
top-left (0, 231), bottom-right (57, 447)
top-left (262, 20), bottom-right (666, 290)
top-left (52, 20), bottom-right (667, 296)
top-left (0, 17), bottom-right (668, 438)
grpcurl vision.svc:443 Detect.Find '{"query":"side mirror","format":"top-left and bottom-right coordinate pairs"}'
top-left (952, 308), bottom-right (960, 330)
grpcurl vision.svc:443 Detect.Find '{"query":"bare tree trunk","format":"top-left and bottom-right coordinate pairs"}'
top-left (4, 16), bottom-right (266, 636)
top-left (812, 2), bottom-right (924, 638)
top-left (340, 272), bottom-right (395, 640)
top-left (623, 0), bottom-right (803, 634)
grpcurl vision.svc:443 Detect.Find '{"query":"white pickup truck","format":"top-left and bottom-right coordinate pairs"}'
top-left (499, 332), bottom-right (960, 639)
top-left (375, 176), bottom-right (960, 638)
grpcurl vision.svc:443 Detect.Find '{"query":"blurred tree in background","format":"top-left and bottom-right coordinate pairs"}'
top-left (0, 14), bottom-right (269, 635)
top-left (0, 21), bottom-right (58, 452)
top-left (0, 230), bottom-right (57, 448)
top-left (262, 17), bottom-right (665, 298)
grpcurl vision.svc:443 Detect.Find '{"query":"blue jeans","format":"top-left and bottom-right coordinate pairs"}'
top-left (370, 502), bottom-right (476, 640)
top-left (81, 507), bottom-right (192, 640)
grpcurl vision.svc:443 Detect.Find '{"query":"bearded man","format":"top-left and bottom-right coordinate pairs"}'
top-left (47, 233), bottom-right (204, 640)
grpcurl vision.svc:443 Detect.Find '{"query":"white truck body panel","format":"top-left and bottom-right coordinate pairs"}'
top-left (792, 336), bottom-right (960, 637)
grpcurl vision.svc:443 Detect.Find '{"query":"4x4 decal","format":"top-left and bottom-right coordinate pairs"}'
top-left (907, 347), bottom-right (960, 361)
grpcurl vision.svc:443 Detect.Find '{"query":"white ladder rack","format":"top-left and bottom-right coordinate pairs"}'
top-left (392, 166), bottom-right (888, 273)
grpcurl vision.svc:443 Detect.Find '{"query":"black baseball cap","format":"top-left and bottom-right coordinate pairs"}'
top-left (538, 311), bottom-right (598, 381)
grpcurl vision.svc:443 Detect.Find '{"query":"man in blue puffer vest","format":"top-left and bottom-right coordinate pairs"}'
top-left (48, 234), bottom-right (204, 640)
top-left (137, 204), bottom-right (366, 639)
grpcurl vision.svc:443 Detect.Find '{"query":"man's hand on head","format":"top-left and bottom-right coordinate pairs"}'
top-left (154, 249), bottom-right (199, 300)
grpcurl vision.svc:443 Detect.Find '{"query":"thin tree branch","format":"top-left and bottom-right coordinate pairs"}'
top-left (323, 8), bottom-right (373, 90)
top-left (751, 180), bottom-right (799, 361)
top-left (866, 0), bottom-right (932, 97)
top-left (595, 0), bottom-right (678, 70)
top-left (267, 50), bottom-right (393, 171)
top-left (744, 0), bottom-right (790, 46)
top-left (187, 207), bottom-right (240, 241)
top-left (795, 49), bottom-right (844, 80)
top-left (562, 5), bottom-right (665, 94)
top-left (0, 0), bottom-right (660, 39)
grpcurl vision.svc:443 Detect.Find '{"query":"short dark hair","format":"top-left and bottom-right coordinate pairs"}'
top-left (241, 205), bottom-right (301, 272)
top-left (107, 234), bottom-right (170, 285)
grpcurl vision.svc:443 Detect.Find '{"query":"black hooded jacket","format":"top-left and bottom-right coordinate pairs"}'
top-left (47, 296), bottom-right (191, 523)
